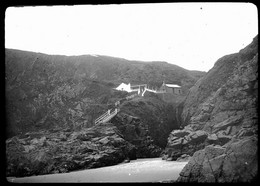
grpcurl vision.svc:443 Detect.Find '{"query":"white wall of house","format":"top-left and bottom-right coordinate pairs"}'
top-left (115, 83), bottom-right (132, 92)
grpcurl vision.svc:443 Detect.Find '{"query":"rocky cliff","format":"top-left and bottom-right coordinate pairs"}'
top-left (6, 123), bottom-right (136, 177)
top-left (6, 112), bottom-right (165, 177)
top-left (5, 49), bottom-right (205, 138)
top-left (111, 112), bottom-right (163, 158)
top-left (116, 93), bottom-right (180, 148)
top-left (5, 49), bottom-right (202, 178)
top-left (163, 35), bottom-right (258, 182)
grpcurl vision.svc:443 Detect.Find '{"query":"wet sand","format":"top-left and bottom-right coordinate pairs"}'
top-left (7, 158), bottom-right (188, 183)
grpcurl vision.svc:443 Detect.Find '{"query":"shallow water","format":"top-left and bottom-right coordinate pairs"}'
top-left (7, 158), bottom-right (188, 183)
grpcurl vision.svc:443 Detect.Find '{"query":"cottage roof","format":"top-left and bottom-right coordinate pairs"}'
top-left (165, 84), bottom-right (181, 88)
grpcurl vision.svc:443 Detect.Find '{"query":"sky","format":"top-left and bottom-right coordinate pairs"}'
top-left (5, 3), bottom-right (258, 72)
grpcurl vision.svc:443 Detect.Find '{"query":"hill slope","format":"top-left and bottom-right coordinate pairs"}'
top-left (5, 49), bottom-right (205, 138)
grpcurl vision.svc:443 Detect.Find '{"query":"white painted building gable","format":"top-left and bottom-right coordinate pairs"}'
top-left (115, 83), bottom-right (132, 92)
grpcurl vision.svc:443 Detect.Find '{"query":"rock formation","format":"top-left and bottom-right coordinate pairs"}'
top-left (6, 34), bottom-right (257, 182)
top-left (163, 35), bottom-right (258, 182)
top-left (6, 122), bottom-right (137, 177)
top-left (117, 93), bottom-right (180, 148)
top-left (6, 109), bottom-right (165, 177)
top-left (177, 136), bottom-right (257, 182)
top-left (111, 113), bottom-right (162, 158)
top-left (5, 49), bottom-right (203, 178)
top-left (5, 49), bottom-right (204, 138)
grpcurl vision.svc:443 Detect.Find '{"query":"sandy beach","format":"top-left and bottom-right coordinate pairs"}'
top-left (7, 158), bottom-right (188, 183)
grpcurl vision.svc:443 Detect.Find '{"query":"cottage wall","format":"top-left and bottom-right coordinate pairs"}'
top-left (166, 86), bottom-right (174, 94)
top-left (159, 85), bottom-right (166, 92)
top-left (159, 84), bottom-right (182, 94)
top-left (174, 88), bottom-right (182, 94)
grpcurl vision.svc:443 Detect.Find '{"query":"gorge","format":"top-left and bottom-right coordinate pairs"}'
top-left (5, 35), bottom-right (258, 182)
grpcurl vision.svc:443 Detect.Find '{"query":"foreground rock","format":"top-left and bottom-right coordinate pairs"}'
top-left (162, 129), bottom-right (208, 160)
top-left (6, 123), bottom-right (137, 177)
top-left (162, 35), bottom-right (258, 182)
top-left (6, 111), bottom-right (165, 178)
top-left (177, 136), bottom-right (257, 182)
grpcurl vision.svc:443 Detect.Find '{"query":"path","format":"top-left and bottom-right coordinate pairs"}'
top-left (94, 84), bottom-right (163, 125)
top-left (7, 158), bottom-right (188, 183)
top-left (94, 93), bottom-right (138, 125)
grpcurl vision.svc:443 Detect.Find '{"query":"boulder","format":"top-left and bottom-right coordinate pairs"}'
top-left (176, 154), bottom-right (191, 162)
top-left (162, 129), bottom-right (208, 160)
top-left (205, 133), bottom-right (218, 145)
top-left (177, 136), bottom-right (258, 182)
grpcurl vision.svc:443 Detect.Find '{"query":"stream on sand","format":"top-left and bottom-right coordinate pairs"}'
top-left (7, 158), bottom-right (188, 183)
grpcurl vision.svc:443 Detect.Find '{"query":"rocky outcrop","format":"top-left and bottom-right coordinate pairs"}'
top-left (177, 136), bottom-right (258, 182)
top-left (180, 35), bottom-right (257, 127)
top-left (6, 111), bottom-right (166, 178)
top-left (5, 48), bottom-right (200, 177)
top-left (162, 129), bottom-right (208, 160)
top-left (163, 36), bottom-right (258, 182)
top-left (176, 154), bottom-right (191, 162)
top-left (117, 94), bottom-right (180, 148)
top-left (111, 113), bottom-right (162, 158)
top-left (5, 49), bottom-right (205, 138)
top-left (6, 123), bottom-right (137, 177)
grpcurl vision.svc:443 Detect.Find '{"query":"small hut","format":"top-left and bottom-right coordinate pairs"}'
top-left (159, 81), bottom-right (182, 94)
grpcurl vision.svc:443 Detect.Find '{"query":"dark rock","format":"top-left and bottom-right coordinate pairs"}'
top-left (111, 113), bottom-right (162, 158)
top-left (176, 154), bottom-right (191, 162)
top-left (212, 115), bottom-right (243, 133)
top-left (6, 123), bottom-right (139, 177)
top-left (216, 131), bottom-right (232, 145)
top-left (177, 136), bottom-right (258, 182)
top-left (165, 36), bottom-right (258, 182)
top-left (162, 129), bottom-right (208, 160)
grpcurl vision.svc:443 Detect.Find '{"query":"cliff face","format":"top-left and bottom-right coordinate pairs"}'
top-left (5, 49), bottom-right (204, 138)
top-left (5, 48), bottom-right (203, 177)
top-left (6, 111), bottom-right (168, 178)
top-left (181, 36), bottom-right (258, 127)
top-left (163, 36), bottom-right (258, 182)
top-left (115, 93), bottom-right (180, 148)
top-left (6, 123), bottom-right (137, 177)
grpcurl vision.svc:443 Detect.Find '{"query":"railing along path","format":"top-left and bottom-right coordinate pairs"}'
top-left (94, 85), bottom-right (166, 125)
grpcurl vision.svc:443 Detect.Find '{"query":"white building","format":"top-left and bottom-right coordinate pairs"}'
top-left (115, 83), bottom-right (147, 94)
top-left (115, 83), bottom-right (132, 92)
top-left (159, 81), bottom-right (182, 94)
